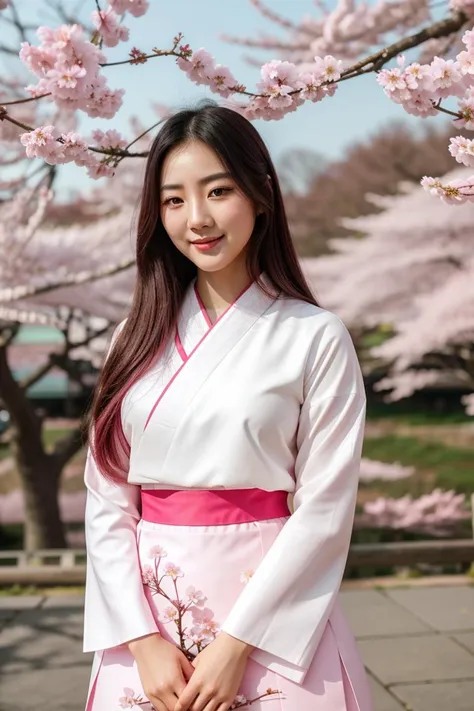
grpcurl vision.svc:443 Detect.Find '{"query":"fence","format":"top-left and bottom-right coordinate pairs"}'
top-left (1, 539), bottom-right (474, 585)
top-left (1, 495), bottom-right (473, 585)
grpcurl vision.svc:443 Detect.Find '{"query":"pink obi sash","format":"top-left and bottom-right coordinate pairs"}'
top-left (140, 489), bottom-right (290, 526)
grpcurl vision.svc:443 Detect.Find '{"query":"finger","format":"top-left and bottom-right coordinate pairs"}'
top-left (159, 691), bottom-right (181, 711)
top-left (175, 683), bottom-right (200, 711)
top-left (173, 668), bottom-right (189, 697)
top-left (149, 697), bottom-right (168, 711)
top-left (180, 656), bottom-right (196, 680)
top-left (201, 698), bottom-right (222, 711)
top-left (189, 691), bottom-right (214, 711)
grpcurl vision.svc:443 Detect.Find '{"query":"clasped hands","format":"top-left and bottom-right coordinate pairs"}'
top-left (175, 632), bottom-right (253, 711)
top-left (130, 630), bottom-right (254, 711)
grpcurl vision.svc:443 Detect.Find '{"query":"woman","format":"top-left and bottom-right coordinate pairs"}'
top-left (83, 102), bottom-right (373, 711)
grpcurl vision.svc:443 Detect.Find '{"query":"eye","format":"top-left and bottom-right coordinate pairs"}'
top-left (163, 196), bottom-right (182, 206)
top-left (209, 186), bottom-right (233, 198)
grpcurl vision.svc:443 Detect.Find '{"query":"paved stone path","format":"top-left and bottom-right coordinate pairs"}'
top-left (1, 582), bottom-right (474, 710)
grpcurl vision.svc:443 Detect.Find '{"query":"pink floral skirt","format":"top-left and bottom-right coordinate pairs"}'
top-left (85, 490), bottom-right (373, 711)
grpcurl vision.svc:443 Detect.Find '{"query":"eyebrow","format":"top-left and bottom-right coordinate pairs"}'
top-left (160, 171), bottom-right (232, 192)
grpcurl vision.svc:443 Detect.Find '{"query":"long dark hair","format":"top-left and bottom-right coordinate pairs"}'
top-left (89, 101), bottom-right (319, 482)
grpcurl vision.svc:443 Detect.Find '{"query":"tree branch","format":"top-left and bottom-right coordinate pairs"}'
top-left (0, 345), bottom-right (43, 454)
top-left (1, 93), bottom-right (51, 106)
top-left (1, 256), bottom-right (135, 302)
top-left (340, 10), bottom-right (468, 81)
top-left (52, 425), bottom-right (86, 470)
top-left (20, 323), bottom-right (111, 392)
top-left (0, 322), bottom-right (21, 348)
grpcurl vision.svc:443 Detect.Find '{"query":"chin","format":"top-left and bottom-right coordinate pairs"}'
top-left (194, 258), bottom-right (234, 273)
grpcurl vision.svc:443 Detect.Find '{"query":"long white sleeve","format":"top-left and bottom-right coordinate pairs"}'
top-left (83, 450), bottom-right (159, 652)
top-left (221, 315), bottom-right (366, 683)
top-left (83, 320), bottom-right (159, 652)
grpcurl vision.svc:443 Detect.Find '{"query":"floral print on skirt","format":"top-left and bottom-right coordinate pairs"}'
top-left (85, 518), bottom-right (373, 710)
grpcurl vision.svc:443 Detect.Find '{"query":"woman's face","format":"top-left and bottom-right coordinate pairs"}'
top-left (160, 140), bottom-right (257, 274)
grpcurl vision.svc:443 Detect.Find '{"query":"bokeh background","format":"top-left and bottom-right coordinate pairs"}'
top-left (1, 0), bottom-right (473, 579)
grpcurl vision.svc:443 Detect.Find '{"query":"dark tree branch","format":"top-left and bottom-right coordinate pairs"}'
top-left (0, 345), bottom-right (43, 454)
top-left (0, 322), bottom-right (21, 348)
top-left (52, 425), bottom-right (86, 470)
top-left (20, 323), bottom-right (111, 392)
top-left (340, 10), bottom-right (468, 80)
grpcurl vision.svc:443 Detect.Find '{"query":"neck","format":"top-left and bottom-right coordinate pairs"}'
top-left (196, 263), bottom-right (253, 318)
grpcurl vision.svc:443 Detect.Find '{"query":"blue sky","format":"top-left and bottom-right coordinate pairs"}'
top-left (5, 0), bottom-right (451, 197)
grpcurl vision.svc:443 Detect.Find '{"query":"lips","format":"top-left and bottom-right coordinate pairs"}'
top-left (191, 235), bottom-right (224, 245)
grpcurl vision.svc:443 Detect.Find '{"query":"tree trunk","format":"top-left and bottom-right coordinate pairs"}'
top-left (0, 346), bottom-right (68, 551)
top-left (18, 450), bottom-right (66, 551)
top-left (10, 428), bottom-right (68, 551)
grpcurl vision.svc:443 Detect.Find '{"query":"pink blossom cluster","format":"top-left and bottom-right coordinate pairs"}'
top-left (108, 0), bottom-right (149, 16)
top-left (19, 24), bottom-right (124, 118)
top-left (177, 50), bottom-right (342, 121)
top-left (90, 0), bottom-right (150, 47)
top-left (91, 7), bottom-right (129, 48)
top-left (359, 458), bottom-right (415, 482)
top-left (377, 29), bottom-right (474, 203)
top-left (0, 0), bottom-right (10, 9)
top-left (360, 489), bottom-right (470, 537)
top-left (177, 48), bottom-right (240, 99)
top-left (19, 125), bottom-right (126, 179)
top-left (449, 134), bottom-right (474, 166)
top-left (377, 51), bottom-right (470, 120)
top-left (420, 174), bottom-right (474, 203)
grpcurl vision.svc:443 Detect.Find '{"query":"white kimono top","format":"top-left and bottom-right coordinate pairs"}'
top-left (83, 275), bottom-right (366, 684)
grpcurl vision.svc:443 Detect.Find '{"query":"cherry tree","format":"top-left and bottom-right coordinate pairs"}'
top-left (2, 0), bottom-right (474, 548)
top-left (302, 165), bottom-right (474, 413)
top-left (0, 0), bottom-right (474, 198)
top-left (0, 178), bottom-right (139, 550)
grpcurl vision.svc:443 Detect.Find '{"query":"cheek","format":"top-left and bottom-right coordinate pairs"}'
top-left (161, 208), bottom-right (185, 242)
top-left (223, 200), bottom-right (255, 238)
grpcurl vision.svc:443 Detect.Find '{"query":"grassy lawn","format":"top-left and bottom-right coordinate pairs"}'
top-left (362, 435), bottom-right (474, 497)
top-left (366, 404), bottom-right (473, 425)
top-left (42, 428), bottom-right (79, 450)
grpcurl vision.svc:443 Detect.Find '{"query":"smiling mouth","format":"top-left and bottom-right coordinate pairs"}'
top-left (191, 235), bottom-right (224, 245)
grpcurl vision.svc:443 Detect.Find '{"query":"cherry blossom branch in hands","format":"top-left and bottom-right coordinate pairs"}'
top-left (139, 548), bottom-right (283, 710)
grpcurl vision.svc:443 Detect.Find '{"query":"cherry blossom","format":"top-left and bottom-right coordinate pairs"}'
top-left (449, 135), bottom-right (474, 166)
top-left (91, 7), bottom-right (130, 48)
top-left (359, 459), bottom-right (415, 483)
top-left (19, 24), bottom-right (123, 120)
top-left (148, 545), bottom-right (167, 559)
top-left (118, 688), bottom-right (142, 709)
top-left (185, 586), bottom-right (206, 606)
top-left (302, 165), bottom-right (474, 411)
top-left (239, 569), bottom-right (254, 584)
top-left (5, 0), bottom-right (474, 198)
top-left (163, 562), bottom-right (184, 580)
top-left (141, 565), bottom-right (155, 586)
top-left (360, 489), bottom-right (471, 537)
top-left (109, 0), bottom-right (149, 17)
top-left (190, 607), bottom-right (219, 641)
top-left (162, 606), bottom-right (179, 623)
top-left (20, 125), bottom-right (58, 161)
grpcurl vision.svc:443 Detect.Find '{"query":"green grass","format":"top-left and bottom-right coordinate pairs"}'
top-left (362, 435), bottom-right (474, 496)
top-left (42, 428), bottom-right (73, 450)
top-left (366, 404), bottom-right (473, 425)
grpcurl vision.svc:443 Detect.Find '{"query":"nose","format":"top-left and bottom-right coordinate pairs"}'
top-left (187, 198), bottom-right (215, 232)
